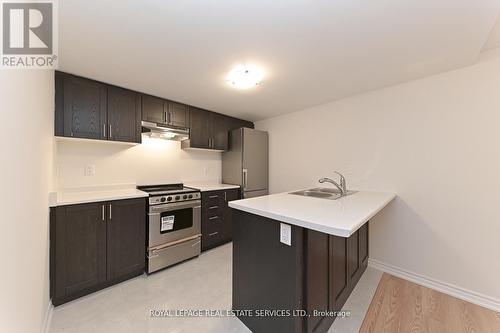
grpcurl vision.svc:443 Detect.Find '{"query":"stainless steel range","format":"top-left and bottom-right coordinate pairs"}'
top-left (137, 184), bottom-right (201, 273)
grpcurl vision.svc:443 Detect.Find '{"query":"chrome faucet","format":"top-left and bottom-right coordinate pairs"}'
top-left (318, 171), bottom-right (347, 196)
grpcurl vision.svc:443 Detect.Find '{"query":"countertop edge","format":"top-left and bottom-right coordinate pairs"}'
top-left (185, 183), bottom-right (241, 192)
top-left (49, 190), bottom-right (149, 208)
top-left (228, 192), bottom-right (396, 237)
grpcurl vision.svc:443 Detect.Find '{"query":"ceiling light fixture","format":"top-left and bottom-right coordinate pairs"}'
top-left (226, 64), bottom-right (264, 89)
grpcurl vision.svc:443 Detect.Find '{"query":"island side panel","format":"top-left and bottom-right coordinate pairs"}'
top-left (232, 209), bottom-right (304, 333)
top-left (304, 223), bottom-right (369, 333)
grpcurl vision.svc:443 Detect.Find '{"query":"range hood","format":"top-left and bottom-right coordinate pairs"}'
top-left (141, 121), bottom-right (189, 141)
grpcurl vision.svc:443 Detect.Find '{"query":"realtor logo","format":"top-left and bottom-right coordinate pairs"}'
top-left (1, 0), bottom-right (57, 68)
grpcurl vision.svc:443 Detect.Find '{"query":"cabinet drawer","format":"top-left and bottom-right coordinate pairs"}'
top-left (203, 228), bottom-right (223, 249)
top-left (203, 204), bottom-right (223, 218)
top-left (204, 215), bottom-right (223, 231)
top-left (202, 191), bottom-right (225, 207)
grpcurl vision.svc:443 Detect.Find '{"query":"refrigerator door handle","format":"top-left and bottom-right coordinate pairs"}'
top-left (242, 169), bottom-right (248, 190)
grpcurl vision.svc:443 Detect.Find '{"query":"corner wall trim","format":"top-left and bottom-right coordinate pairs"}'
top-left (368, 259), bottom-right (500, 313)
top-left (42, 299), bottom-right (53, 333)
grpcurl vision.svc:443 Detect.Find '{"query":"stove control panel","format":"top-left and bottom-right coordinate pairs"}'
top-left (149, 192), bottom-right (200, 205)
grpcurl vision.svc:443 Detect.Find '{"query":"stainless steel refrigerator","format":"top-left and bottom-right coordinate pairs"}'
top-left (222, 128), bottom-right (269, 198)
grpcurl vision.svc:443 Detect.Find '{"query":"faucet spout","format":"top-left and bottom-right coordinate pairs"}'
top-left (318, 177), bottom-right (345, 195)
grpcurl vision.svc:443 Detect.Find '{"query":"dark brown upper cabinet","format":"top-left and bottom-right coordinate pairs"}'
top-left (55, 72), bottom-right (142, 143)
top-left (55, 71), bottom-right (252, 147)
top-left (141, 96), bottom-right (189, 128)
top-left (107, 87), bottom-right (141, 143)
top-left (141, 95), bottom-right (165, 124)
top-left (56, 73), bottom-right (107, 140)
top-left (167, 101), bottom-right (189, 128)
top-left (212, 113), bottom-right (231, 151)
top-left (186, 107), bottom-right (212, 149)
top-left (183, 107), bottom-right (254, 151)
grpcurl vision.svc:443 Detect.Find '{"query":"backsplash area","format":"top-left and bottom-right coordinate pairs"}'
top-left (55, 136), bottom-right (222, 189)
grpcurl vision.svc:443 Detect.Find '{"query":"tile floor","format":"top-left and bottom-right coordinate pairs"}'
top-left (50, 243), bottom-right (381, 333)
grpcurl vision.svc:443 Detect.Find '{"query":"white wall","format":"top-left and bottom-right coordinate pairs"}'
top-left (0, 71), bottom-right (55, 333)
top-left (56, 138), bottom-right (222, 189)
top-left (256, 49), bottom-right (500, 301)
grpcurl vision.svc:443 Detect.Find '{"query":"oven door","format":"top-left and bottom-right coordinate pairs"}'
top-left (148, 200), bottom-right (201, 248)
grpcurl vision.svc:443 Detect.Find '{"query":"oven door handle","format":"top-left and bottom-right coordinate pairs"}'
top-left (150, 200), bottom-right (201, 213)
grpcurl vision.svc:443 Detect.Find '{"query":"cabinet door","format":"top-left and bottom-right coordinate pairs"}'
top-left (142, 95), bottom-right (166, 124)
top-left (222, 188), bottom-right (240, 241)
top-left (106, 199), bottom-right (146, 281)
top-left (63, 75), bottom-right (107, 139)
top-left (167, 101), bottom-right (189, 128)
top-left (108, 87), bottom-right (141, 143)
top-left (349, 223), bottom-right (369, 287)
top-left (53, 203), bottom-right (107, 300)
top-left (189, 107), bottom-right (211, 149)
top-left (330, 235), bottom-right (350, 310)
top-left (212, 113), bottom-right (230, 151)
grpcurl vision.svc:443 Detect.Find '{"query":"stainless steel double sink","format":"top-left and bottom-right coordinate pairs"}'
top-left (289, 187), bottom-right (358, 200)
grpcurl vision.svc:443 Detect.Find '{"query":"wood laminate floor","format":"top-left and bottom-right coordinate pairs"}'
top-left (360, 273), bottom-right (500, 333)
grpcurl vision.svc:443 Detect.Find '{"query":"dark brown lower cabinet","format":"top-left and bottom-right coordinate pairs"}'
top-left (201, 188), bottom-right (240, 251)
top-left (50, 198), bottom-right (146, 306)
top-left (106, 199), bottom-right (146, 280)
top-left (232, 210), bottom-right (369, 333)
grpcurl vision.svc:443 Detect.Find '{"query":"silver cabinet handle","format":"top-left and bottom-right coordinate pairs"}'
top-left (109, 125), bottom-right (112, 139)
top-left (209, 216), bottom-right (219, 220)
top-left (209, 206), bottom-right (219, 210)
top-left (209, 232), bottom-right (218, 236)
top-left (209, 195), bottom-right (219, 199)
top-left (101, 205), bottom-right (105, 221)
top-left (224, 192), bottom-right (227, 201)
top-left (109, 204), bottom-right (112, 219)
top-left (243, 169), bottom-right (248, 190)
top-left (103, 124), bottom-right (106, 138)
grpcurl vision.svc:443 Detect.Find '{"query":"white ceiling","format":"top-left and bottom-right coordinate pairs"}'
top-left (59, 0), bottom-right (500, 121)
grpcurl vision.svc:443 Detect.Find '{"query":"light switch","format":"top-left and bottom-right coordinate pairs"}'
top-left (85, 164), bottom-right (96, 176)
top-left (280, 223), bottom-right (291, 246)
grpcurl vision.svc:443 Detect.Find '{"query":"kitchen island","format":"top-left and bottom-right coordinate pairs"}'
top-left (229, 190), bottom-right (395, 333)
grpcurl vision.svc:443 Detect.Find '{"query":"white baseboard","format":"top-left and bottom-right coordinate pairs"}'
top-left (41, 299), bottom-right (53, 333)
top-left (368, 259), bottom-right (500, 313)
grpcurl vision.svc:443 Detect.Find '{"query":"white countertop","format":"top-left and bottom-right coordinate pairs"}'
top-left (184, 182), bottom-right (240, 192)
top-left (228, 190), bottom-right (396, 237)
top-left (49, 184), bottom-right (148, 207)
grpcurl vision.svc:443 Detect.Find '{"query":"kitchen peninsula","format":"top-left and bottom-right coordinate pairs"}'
top-left (229, 190), bottom-right (395, 333)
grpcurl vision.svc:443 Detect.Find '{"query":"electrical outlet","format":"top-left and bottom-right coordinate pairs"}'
top-left (280, 223), bottom-right (291, 246)
top-left (85, 164), bottom-right (96, 176)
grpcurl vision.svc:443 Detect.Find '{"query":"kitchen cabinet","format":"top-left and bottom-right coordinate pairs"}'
top-left (167, 101), bottom-right (189, 128)
top-left (50, 198), bottom-right (146, 306)
top-left (106, 199), bottom-right (146, 280)
top-left (141, 95), bottom-right (165, 124)
top-left (187, 107), bottom-right (211, 149)
top-left (201, 188), bottom-right (240, 250)
top-left (56, 72), bottom-right (107, 140)
top-left (305, 223), bottom-right (369, 332)
top-left (55, 72), bottom-right (142, 143)
top-left (55, 71), bottom-right (251, 146)
top-left (142, 96), bottom-right (189, 128)
top-left (184, 108), bottom-right (254, 151)
top-left (232, 209), bottom-right (369, 333)
top-left (108, 86), bottom-right (142, 143)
